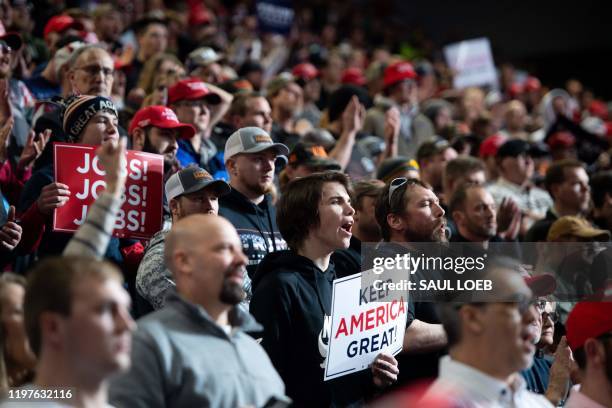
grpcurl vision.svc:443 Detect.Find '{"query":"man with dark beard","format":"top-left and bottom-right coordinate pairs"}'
top-left (374, 178), bottom-right (449, 384)
top-left (129, 105), bottom-right (196, 177)
top-left (220, 127), bottom-right (289, 278)
top-left (565, 301), bottom-right (612, 407)
top-left (109, 215), bottom-right (288, 408)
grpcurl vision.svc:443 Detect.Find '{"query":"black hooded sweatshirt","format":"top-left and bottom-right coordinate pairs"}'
top-left (250, 250), bottom-right (373, 407)
top-left (219, 188), bottom-right (287, 278)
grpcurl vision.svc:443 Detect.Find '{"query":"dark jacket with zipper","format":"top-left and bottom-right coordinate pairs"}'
top-left (219, 188), bottom-right (287, 278)
top-left (250, 250), bottom-right (373, 407)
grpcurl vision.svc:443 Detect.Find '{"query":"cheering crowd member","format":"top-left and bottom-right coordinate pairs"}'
top-left (251, 172), bottom-right (398, 406)
top-left (136, 166), bottom-right (231, 310)
top-left (375, 177), bottom-right (448, 384)
top-left (220, 127), bottom-right (288, 277)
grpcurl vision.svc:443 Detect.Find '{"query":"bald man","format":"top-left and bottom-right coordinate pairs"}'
top-left (110, 215), bottom-right (287, 408)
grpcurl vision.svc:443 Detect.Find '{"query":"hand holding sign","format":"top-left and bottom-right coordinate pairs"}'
top-left (371, 352), bottom-right (399, 388)
top-left (37, 182), bottom-right (71, 216)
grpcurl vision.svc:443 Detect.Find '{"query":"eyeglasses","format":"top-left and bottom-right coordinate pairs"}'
top-left (75, 65), bottom-right (114, 77)
top-left (533, 299), bottom-right (546, 312)
top-left (541, 310), bottom-right (559, 323)
top-left (388, 177), bottom-right (418, 206)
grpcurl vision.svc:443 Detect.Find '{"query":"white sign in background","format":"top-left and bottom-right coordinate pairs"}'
top-left (444, 37), bottom-right (498, 90)
top-left (324, 268), bottom-right (408, 381)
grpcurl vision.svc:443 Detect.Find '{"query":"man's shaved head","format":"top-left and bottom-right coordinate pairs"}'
top-left (164, 214), bottom-right (247, 309)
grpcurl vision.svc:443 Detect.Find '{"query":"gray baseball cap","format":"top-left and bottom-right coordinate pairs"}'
top-left (165, 166), bottom-right (231, 201)
top-left (188, 47), bottom-right (223, 68)
top-left (224, 127), bottom-right (289, 163)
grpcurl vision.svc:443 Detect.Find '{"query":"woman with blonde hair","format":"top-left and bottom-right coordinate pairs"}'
top-left (0, 272), bottom-right (36, 394)
top-left (137, 53), bottom-right (184, 95)
top-left (130, 53), bottom-right (184, 107)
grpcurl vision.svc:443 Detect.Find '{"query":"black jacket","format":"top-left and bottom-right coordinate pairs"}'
top-left (525, 209), bottom-right (558, 243)
top-left (331, 236), bottom-right (362, 278)
top-left (250, 250), bottom-right (372, 407)
top-left (219, 188), bottom-right (286, 278)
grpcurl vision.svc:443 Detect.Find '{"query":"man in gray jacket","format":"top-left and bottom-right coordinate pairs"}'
top-left (110, 214), bottom-right (288, 408)
top-left (135, 165), bottom-right (232, 310)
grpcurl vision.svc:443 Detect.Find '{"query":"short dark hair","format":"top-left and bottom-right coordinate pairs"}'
top-left (351, 179), bottom-right (384, 211)
top-left (277, 171), bottom-right (351, 250)
top-left (134, 17), bottom-right (167, 37)
top-left (591, 171), bottom-right (612, 209)
top-left (375, 178), bottom-right (428, 242)
top-left (572, 335), bottom-right (612, 370)
top-left (24, 257), bottom-right (122, 357)
top-left (444, 157), bottom-right (485, 188)
top-left (449, 182), bottom-right (484, 214)
top-left (544, 159), bottom-right (585, 199)
top-left (228, 92), bottom-right (265, 118)
top-left (573, 346), bottom-right (586, 369)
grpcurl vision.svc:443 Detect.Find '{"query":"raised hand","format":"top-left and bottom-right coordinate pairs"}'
top-left (0, 116), bottom-right (14, 162)
top-left (0, 79), bottom-right (13, 120)
top-left (96, 137), bottom-right (128, 197)
top-left (497, 197), bottom-right (520, 235)
top-left (383, 106), bottom-right (400, 158)
top-left (341, 95), bottom-right (366, 135)
top-left (18, 129), bottom-right (52, 170)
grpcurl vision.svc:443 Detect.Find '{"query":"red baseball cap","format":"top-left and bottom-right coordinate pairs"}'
top-left (524, 76), bottom-right (541, 92)
top-left (292, 63), bottom-right (319, 81)
top-left (589, 100), bottom-right (608, 120)
top-left (547, 131), bottom-right (576, 150)
top-left (509, 82), bottom-right (523, 98)
top-left (167, 78), bottom-right (221, 106)
top-left (566, 301), bottom-right (612, 351)
top-left (524, 274), bottom-right (556, 297)
top-left (43, 15), bottom-right (84, 39)
top-left (478, 134), bottom-right (507, 158)
top-left (341, 67), bottom-right (366, 86)
top-left (188, 8), bottom-right (213, 26)
top-left (129, 106), bottom-right (195, 139)
top-left (383, 61), bottom-right (416, 89)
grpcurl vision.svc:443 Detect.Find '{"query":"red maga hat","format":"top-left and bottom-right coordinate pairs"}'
top-left (566, 301), bottom-right (612, 351)
top-left (478, 134), bottom-right (507, 158)
top-left (167, 78), bottom-right (221, 106)
top-left (129, 105), bottom-right (195, 139)
top-left (341, 67), bottom-right (367, 86)
top-left (292, 63), bottom-right (319, 81)
top-left (43, 15), bottom-right (84, 39)
top-left (383, 61), bottom-right (416, 88)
